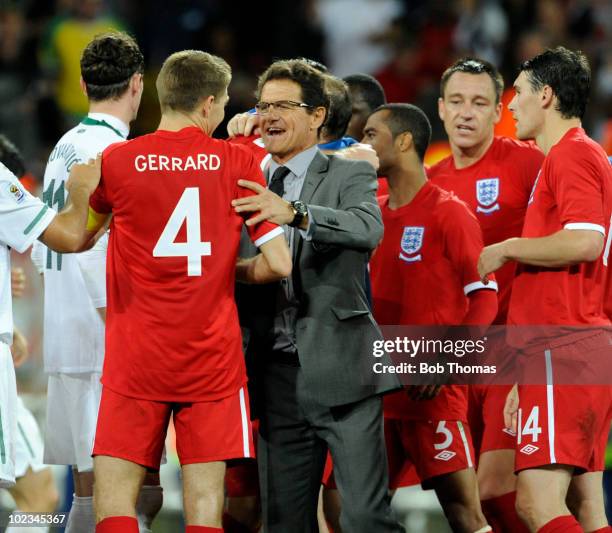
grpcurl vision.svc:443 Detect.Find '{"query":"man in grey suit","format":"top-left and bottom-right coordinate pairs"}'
top-left (232, 59), bottom-right (403, 533)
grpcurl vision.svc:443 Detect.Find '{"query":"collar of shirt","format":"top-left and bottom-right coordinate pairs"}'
top-left (87, 112), bottom-right (130, 139)
top-left (268, 144), bottom-right (319, 184)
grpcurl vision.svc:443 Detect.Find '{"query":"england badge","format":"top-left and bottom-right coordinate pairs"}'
top-left (476, 177), bottom-right (500, 214)
top-left (399, 226), bottom-right (424, 262)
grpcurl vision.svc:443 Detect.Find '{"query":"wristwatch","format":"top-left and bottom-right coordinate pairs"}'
top-left (288, 200), bottom-right (308, 227)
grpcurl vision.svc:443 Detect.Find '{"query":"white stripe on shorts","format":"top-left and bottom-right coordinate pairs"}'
top-left (457, 421), bottom-right (473, 468)
top-left (544, 349), bottom-right (556, 463)
top-left (239, 387), bottom-right (250, 457)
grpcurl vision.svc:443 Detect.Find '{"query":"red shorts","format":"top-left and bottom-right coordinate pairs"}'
top-left (516, 383), bottom-right (612, 473)
top-left (468, 384), bottom-right (517, 458)
top-left (515, 335), bottom-right (612, 473)
top-left (384, 417), bottom-right (476, 487)
top-left (225, 420), bottom-right (260, 498)
top-left (93, 386), bottom-right (254, 470)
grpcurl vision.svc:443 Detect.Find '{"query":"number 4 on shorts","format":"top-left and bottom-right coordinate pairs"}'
top-left (517, 406), bottom-right (543, 444)
top-left (153, 187), bottom-right (212, 276)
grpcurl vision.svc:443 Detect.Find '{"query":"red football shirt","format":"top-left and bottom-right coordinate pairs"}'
top-left (508, 128), bottom-right (612, 328)
top-left (370, 181), bottom-right (497, 419)
top-left (228, 134), bottom-right (271, 169)
top-left (90, 126), bottom-right (284, 401)
top-left (428, 137), bottom-right (544, 323)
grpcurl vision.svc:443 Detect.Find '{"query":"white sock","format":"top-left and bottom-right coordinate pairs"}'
top-left (65, 494), bottom-right (95, 533)
top-left (136, 485), bottom-right (163, 533)
top-left (5, 512), bottom-right (48, 532)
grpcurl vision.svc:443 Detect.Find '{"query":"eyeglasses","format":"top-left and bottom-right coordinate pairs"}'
top-left (254, 100), bottom-right (313, 114)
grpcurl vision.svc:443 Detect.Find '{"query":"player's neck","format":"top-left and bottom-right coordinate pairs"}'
top-left (451, 134), bottom-right (494, 169)
top-left (158, 111), bottom-right (210, 135)
top-left (387, 166), bottom-right (427, 209)
top-left (88, 101), bottom-right (131, 130)
top-left (537, 115), bottom-right (581, 155)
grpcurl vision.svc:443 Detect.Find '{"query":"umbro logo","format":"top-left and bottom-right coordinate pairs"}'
top-left (519, 444), bottom-right (539, 455)
top-left (434, 450), bottom-right (456, 461)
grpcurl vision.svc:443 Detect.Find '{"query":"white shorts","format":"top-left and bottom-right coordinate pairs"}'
top-left (44, 372), bottom-right (102, 472)
top-left (0, 343), bottom-right (17, 488)
top-left (15, 396), bottom-right (46, 478)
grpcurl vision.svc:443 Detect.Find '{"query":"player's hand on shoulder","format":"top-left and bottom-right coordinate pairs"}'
top-left (66, 154), bottom-right (102, 197)
top-left (227, 112), bottom-right (261, 137)
top-left (10, 267), bottom-right (26, 298)
top-left (233, 180), bottom-right (294, 226)
top-left (335, 143), bottom-right (379, 170)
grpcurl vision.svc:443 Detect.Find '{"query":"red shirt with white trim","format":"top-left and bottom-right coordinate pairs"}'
top-left (90, 126), bottom-right (284, 402)
top-left (428, 137), bottom-right (543, 324)
top-left (370, 181), bottom-right (497, 419)
top-left (508, 128), bottom-right (612, 327)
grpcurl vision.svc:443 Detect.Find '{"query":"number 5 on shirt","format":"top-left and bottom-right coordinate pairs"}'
top-left (153, 187), bottom-right (212, 276)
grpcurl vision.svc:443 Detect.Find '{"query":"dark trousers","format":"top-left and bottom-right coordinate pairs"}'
top-left (257, 361), bottom-right (404, 533)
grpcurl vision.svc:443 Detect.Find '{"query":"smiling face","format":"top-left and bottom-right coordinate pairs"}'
top-left (508, 70), bottom-right (545, 140)
top-left (259, 79), bottom-right (324, 163)
top-left (438, 71), bottom-right (502, 154)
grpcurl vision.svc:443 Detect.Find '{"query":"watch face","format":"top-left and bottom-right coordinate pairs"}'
top-left (294, 201), bottom-right (307, 215)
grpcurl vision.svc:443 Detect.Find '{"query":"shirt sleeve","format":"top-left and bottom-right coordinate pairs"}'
top-left (234, 149), bottom-right (284, 247)
top-left (76, 231), bottom-right (108, 308)
top-left (0, 166), bottom-right (56, 253)
top-left (549, 149), bottom-right (606, 234)
top-left (442, 200), bottom-right (498, 295)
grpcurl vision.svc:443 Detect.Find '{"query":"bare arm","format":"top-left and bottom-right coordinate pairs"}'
top-left (236, 234), bottom-right (292, 284)
top-left (478, 229), bottom-right (604, 280)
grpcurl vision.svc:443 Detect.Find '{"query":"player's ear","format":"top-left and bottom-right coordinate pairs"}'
top-left (541, 85), bottom-right (554, 110)
top-left (397, 131), bottom-right (413, 153)
top-left (493, 101), bottom-right (502, 125)
top-left (129, 72), bottom-right (143, 95)
top-left (80, 77), bottom-right (88, 98)
top-left (437, 97), bottom-right (445, 121)
top-left (200, 95), bottom-right (216, 118)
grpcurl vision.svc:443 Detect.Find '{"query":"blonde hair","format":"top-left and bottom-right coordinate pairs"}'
top-left (156, 50), bottom-right (231, 113)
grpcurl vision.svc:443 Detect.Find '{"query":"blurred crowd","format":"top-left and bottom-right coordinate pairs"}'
top-left (0, 0), bottom-right (611, 176)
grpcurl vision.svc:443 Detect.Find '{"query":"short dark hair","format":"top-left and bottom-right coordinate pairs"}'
top-left (440, 57), bottom-right (504, 103)
top-left (0, 135), bottom-right (25, 177)
top-left (519, 46), bottom-right (591, 119)
top-left (323, 76), bottom-right (352, 140)
top-left (342, 73), bottom-right (386, 111)
top-left (156, 50), bottom-right (231, 113)
top-left (257, 59), bottom-right (329, 129)
top-left (81, 32), bottom-right (144, 102)
top-left (376, 103), bottom-right (431, 161)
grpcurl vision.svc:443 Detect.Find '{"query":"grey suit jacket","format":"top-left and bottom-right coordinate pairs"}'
top-left (240, 149), bottom-right (400, 407)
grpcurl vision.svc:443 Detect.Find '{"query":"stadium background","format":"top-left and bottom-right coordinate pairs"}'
top-left (2, 0), bottom-right (611, 530)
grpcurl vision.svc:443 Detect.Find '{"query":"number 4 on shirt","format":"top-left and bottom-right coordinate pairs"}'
top-left (153, 187), bottom-right (211, 276)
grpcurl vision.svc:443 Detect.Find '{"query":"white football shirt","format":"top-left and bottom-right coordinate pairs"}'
top-left (32, 113), bottom-right (127, 372)
top-left (0, 164), bottom-right (55, 344)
